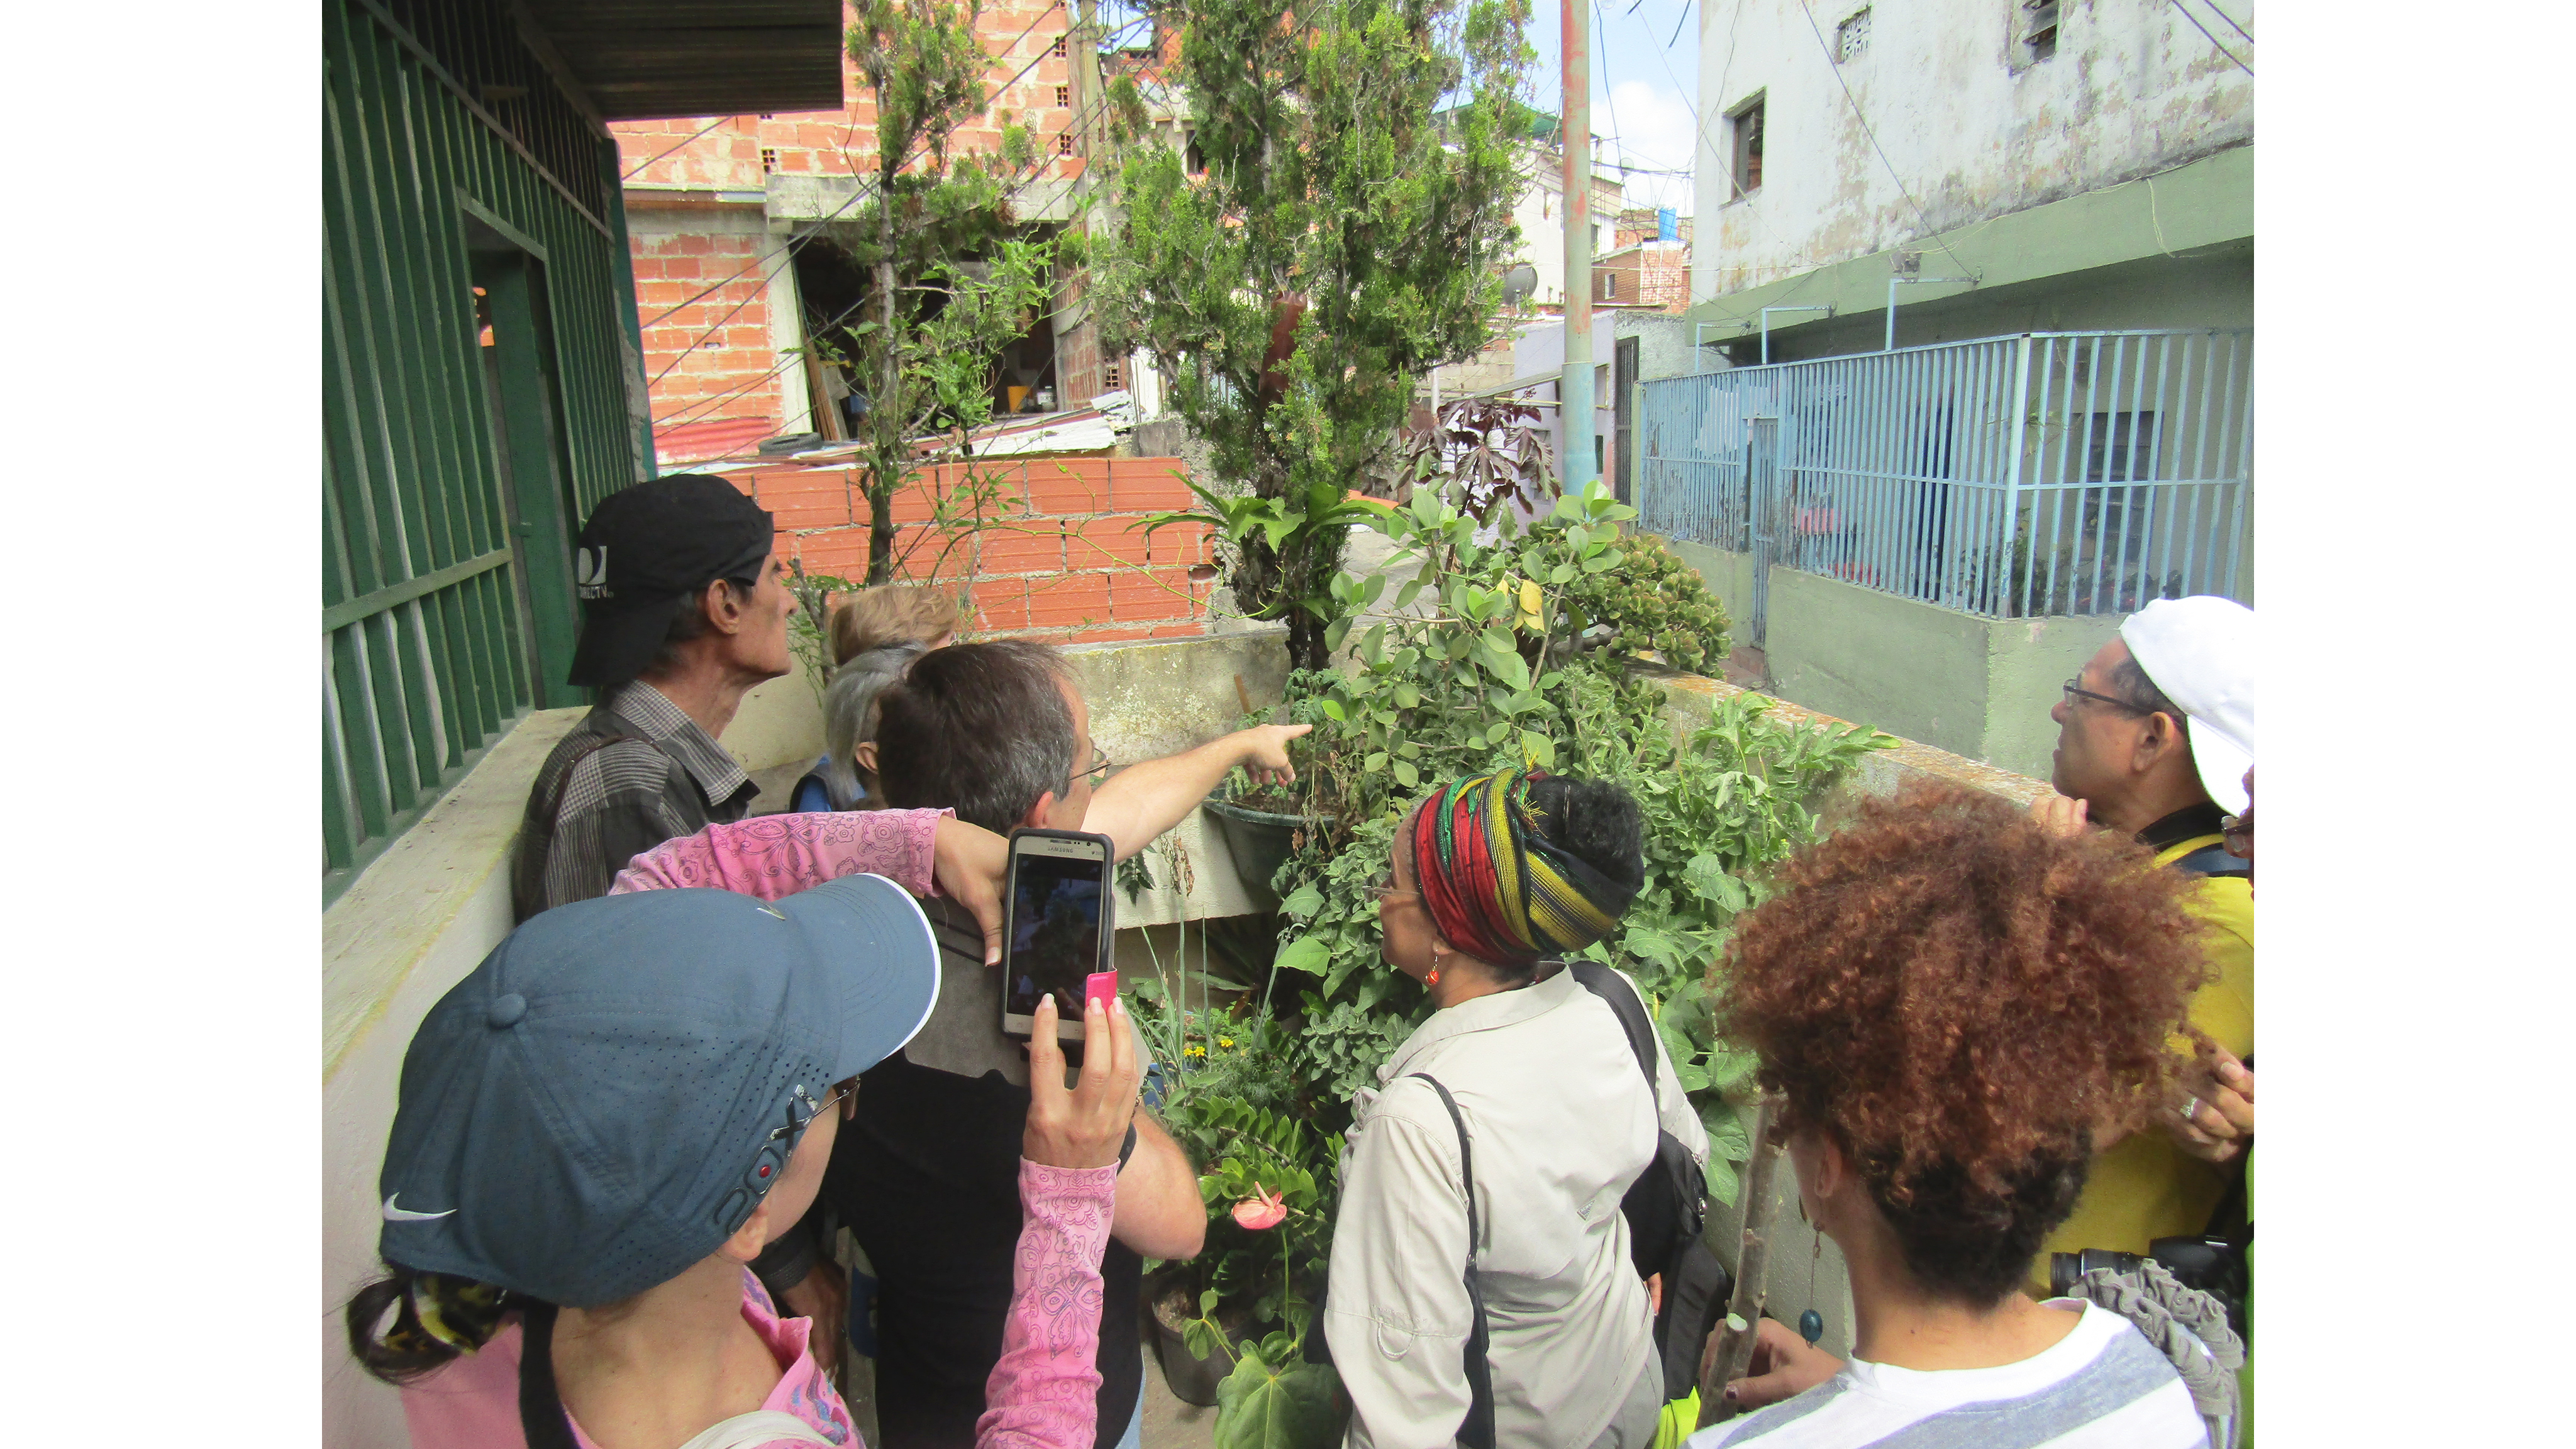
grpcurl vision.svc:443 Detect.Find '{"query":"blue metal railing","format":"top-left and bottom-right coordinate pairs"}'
top-left (1639, 331), bottom-right (2252, 619)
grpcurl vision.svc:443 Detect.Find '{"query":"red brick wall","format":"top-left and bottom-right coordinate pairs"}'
top-left (611, 3), bottom-right (1101, 458)
top-left (729, 454), bottom-right (1218, 645)
top-left (610, 3), bottom-right (1081, 190)
top-left (630, 228), bottom-right (788, 447)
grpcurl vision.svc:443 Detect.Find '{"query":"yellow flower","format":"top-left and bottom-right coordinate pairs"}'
top-left (1217, 1036), bottom-right (1236, 1050)
top-left (1184, 1043), bottom-right (1208, 1059)
top-left (1518, 577), bottom-right (1544, 630)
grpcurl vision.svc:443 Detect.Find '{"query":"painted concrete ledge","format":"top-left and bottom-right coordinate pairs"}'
top-left (1643, 664), bottom-right (2051, 811)
top-left (323, 706), bottom-right (585, 1079)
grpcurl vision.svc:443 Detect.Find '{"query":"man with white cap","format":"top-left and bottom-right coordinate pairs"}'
top-left (2025, 595), bottom-right (2255, 1288)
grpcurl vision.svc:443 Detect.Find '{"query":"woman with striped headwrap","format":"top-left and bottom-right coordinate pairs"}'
top-left (1324, 769), bottom-right (1709, 1449)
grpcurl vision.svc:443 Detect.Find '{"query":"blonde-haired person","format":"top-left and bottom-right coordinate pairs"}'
top-left (828, 583), bottom-right (965, 667)
top-left (792, 586), bottom-right (967, 813)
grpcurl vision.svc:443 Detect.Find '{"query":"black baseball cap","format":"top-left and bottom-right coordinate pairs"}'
top-left (566, 474), bottom-right (775, 688)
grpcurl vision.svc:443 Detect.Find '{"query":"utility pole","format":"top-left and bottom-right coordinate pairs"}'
top-left (1559, 0), bottom-right (1596, 492)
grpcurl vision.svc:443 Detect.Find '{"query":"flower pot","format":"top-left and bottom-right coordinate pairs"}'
top-left (1199, 788), bottom-right (1319, 905)
top-left (1150, 1285), bottom-right (1233, 1407)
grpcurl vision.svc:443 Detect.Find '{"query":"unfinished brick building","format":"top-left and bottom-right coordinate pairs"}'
top-left (609, 2), bottom-right (1127, 465)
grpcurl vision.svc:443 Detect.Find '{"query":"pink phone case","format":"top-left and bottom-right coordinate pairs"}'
top-left (1084, 970), bottom-right (1119, 1014)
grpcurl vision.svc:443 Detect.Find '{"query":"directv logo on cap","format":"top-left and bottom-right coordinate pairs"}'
top-left (575, 546), bottom-right (611, 600)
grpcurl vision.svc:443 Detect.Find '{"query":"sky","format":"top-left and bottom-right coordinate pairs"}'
top-left (1530, 0), bottom-right (1704, 214)
top-left (1091, 0), bottom-right (1706, 214)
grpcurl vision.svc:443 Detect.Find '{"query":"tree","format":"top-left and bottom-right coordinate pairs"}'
top-left (836, 0), bottom-right (1059, 584)
top-left (1092, 0), bottom-right (1533, 670)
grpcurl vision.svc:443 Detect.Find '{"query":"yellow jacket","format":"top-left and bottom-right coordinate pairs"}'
top-left (2030, 824), bottom-right (2252, 1291)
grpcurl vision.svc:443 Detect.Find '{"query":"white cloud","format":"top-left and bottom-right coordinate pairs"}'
top-left (1599, 79), bottom-right (1698, 213)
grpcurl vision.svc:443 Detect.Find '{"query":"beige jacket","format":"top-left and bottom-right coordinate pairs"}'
top-left (1324, 966), bottom-right (1708, 1449)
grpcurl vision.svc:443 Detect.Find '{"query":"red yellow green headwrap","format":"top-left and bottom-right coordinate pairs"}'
top-left (1409, 769), bottom-right (1640, 970)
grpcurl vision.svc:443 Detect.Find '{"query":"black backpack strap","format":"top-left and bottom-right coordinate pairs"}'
top-left (515, 1301), bottom-right (581, 1449)
top-left (2167, 841), bottom-right (2250, 881)
top-left (1407, 1074), bottom-right (1496, 1449)
top-left (1569, 960), bottom-right (1661, 1105)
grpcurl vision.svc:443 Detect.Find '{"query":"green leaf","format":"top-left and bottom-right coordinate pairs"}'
top-left (1364, 751), bottom-right (1389, 773)
top-left (1682, 854), bottom-right (1752, 912)
top-left (1316, 699), bottom-right (1348, 723)
top-left (1272, 937), bottom-right (1333, 975)
top-left (1550, 562), bottom-right (1577, 585)
top-left (1279, 883), bottom-right (1325, 921)
top-left (1392, 682), bottom-right (1420, 708)
top-left (1392, 760), bottom-right (1419, 789)
top-left (1581, 550), bottom-right (1620, 574)
top-left (1213, 1343), bottom-right (1345, 1449)
top-left (1519, 730), bottom-right (1555, 769)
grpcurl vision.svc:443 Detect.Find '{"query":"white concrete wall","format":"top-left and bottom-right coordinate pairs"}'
top-left (1508, 149), bottom-right (1621, 309)
top-left (1692, 0), bottom-right (2255, 303)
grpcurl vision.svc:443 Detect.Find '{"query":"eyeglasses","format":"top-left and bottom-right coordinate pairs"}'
top-left (767, 1080), bottom-right (858, 1143)
top-left (2219, 810), bottom-right (2253, 858)
top-left (1367, 869), bottom-right (1419, 909)
top-left (1072, 737), bottom-right (1115, 787)
top-left (2061, 677), bottom-right (2153, 715)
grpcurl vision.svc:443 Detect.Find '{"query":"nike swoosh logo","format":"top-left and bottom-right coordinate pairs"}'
top-left (382, 1194), bottom-right (457, 1223)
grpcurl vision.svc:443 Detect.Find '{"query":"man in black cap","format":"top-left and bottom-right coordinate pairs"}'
top-left (510, 473), bottom-right (796, 924)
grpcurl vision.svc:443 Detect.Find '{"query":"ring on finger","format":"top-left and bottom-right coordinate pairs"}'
top-left (2179, 1096), bottom-right (2201, 1121)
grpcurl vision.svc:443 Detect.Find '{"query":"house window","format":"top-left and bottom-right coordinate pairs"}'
top-left (1728, 97), bottom-right (1764, 199)
top-left (1596, 362), bottom-right (1611, 396)
top-left (1056, 85), bottom-right (1070, 107)
top-left (1057, 131), bottom-right (1075, 156)
top-left (1104, 359), bottom-right (1122, 389)
top-left (2019, 0), bottom-right (2060, 64)
top-left (1053, 34), bottom-right (1069, 57)
top-left (1604, 273), bottom-right (1618, 299)
top-left (1836, 9), bottom-right (1872, 62)
top-left (760, 147), bottom-right (778, 174)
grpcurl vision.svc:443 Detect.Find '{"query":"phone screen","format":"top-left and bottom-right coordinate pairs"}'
top-left (1004, 849), bottom-right (1106, 1024)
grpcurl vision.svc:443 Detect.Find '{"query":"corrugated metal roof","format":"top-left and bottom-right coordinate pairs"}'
top-left (526, 1), bottom-right (844, 121)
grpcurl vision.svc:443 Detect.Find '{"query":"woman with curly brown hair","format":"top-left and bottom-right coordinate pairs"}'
top-left (1686, 784), bottom-right (2223, 1449)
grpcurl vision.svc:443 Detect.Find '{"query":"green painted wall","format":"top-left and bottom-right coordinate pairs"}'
top-left (1667, 540), bottom-right (1757, 648)
top-left (1983, 614), bottom-right (2124, 782)
top-left (1766, 569), bottom-right (1991, 759)
top-left (1667, 550), bottom-right (2131, 782)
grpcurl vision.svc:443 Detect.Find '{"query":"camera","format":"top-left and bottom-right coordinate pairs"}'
top-left (2050, 1235), bottom-right (2248, 1340)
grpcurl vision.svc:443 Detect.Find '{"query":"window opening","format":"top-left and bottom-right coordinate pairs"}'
top-left (760, 147), bottom-right (778, 174)
top-left (1056, 85), bottom-right (1070, 107)
top-left (1104, 358), bottom-right (1122, 389)
top-left (1057, 131), bottom-right (1075, 156)
top-left (1728, 97), bottom-right (1765, 198)
top-left (1053, 34), bottom-right (1069, 57)
top-left (2021, 0), bottom-right (2060, 63)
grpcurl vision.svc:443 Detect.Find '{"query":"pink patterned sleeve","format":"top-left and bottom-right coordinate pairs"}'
top-left (975, 1161), bottom-right (1118, 1449)
top-left (608, 809), bottom-right (952, 901)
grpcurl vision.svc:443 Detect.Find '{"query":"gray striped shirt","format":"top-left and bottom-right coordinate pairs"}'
top-left (510, 680), bottom-right (757, 923)
top-left (1689, 1302), bottom-right (2209, 1449)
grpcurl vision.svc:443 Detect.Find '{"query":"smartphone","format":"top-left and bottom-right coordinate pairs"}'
top-left (1001, 828), bottom-right (1117, 1043)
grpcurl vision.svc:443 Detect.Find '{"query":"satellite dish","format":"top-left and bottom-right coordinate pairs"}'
top-left (1499, 264), bottom-right (1538, 306)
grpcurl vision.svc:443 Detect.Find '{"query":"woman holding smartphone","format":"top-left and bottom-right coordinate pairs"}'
top-left (1324, 769), bottom-right (1707, 1449)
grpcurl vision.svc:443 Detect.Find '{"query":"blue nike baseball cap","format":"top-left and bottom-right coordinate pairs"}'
top-left (374, 876), bottom-right (940, 1307)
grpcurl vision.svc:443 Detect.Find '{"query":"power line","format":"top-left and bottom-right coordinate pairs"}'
top-left (2165, 0), bottom-right (2254, 76)
top-left (1795, 0), bottom-right (1975, 277)
top-left (652, 17), bottom-right (1160, 426)
top-left (639, 12), bottom-right (1152, 386)
top-left (633, 6), bottom-right (1136, 333)
top-left (2192, 0), bottom-right (2254, 47)
top-left (621, 113), bottom-right (740, 181)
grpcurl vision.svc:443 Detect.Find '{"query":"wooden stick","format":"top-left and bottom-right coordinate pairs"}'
top-left (1699, 1096), bottom-right (1786, 1427)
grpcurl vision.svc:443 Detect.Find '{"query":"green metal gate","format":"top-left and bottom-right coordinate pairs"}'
top-left (322, 0), bottom-right (651, 904)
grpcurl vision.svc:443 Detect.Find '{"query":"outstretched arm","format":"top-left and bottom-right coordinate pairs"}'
top-left (1081, 724), bottom-right (1311, 862)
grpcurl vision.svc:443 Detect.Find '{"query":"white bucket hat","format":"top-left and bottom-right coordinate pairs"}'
top-left (2119, 597), bottom-right (2255, 816)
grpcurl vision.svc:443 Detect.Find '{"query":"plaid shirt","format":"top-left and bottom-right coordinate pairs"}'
top-left (509, 681), bottom-right (758, 923)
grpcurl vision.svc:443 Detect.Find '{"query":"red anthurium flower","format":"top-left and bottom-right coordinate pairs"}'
top-left (1231, 1189), bottom-right (1287, 1230)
